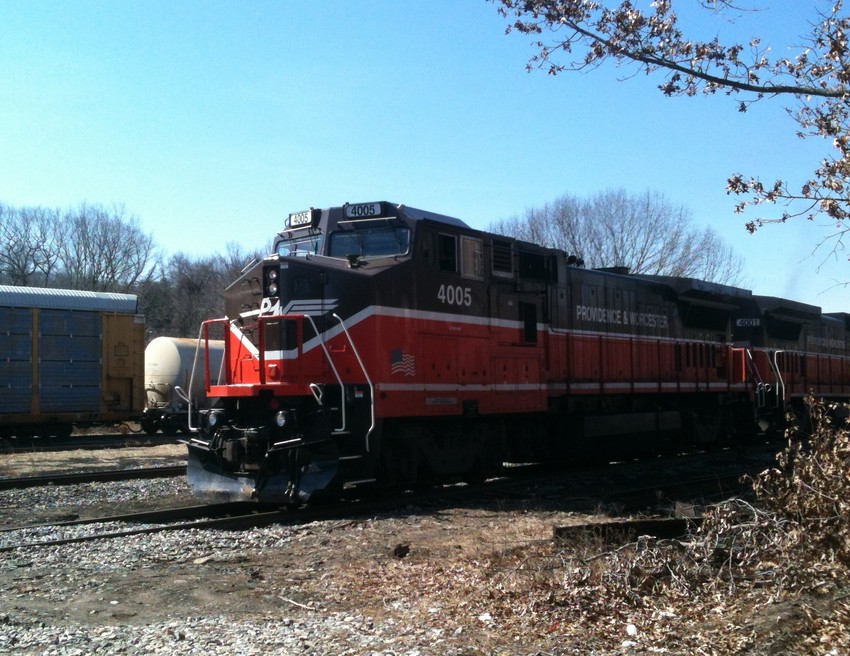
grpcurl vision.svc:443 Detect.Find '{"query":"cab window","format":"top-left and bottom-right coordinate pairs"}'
top-left (438, 234), bottom-right (457, 272)
top-left (277, 234), bottom-right (323, 257)
top-left (328, 226), bottom-right (411, 258)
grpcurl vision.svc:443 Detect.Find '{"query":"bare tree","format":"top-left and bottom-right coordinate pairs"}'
top-left (140, 243), bottom-right (267, 339)
top-left (491, 189), bottom-right (746, 284)
top-left (56, 202), bottom-right (157, 292)
top-left (218, 240), bottom-right (265, 284)
top-left (0, 197), bottom-right (272, 336)
top-left (0, 203), bottom-right (61, 286)
top-left (162, 253), bottom-right (222, 337)
top-left (493, 1), bottom-right (850, 250)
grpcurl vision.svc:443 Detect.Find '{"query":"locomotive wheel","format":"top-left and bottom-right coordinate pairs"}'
top-left (686, 410), bottom-right (731, 448)
top-left (381, 429), bottom-right (421, 488)
top-left (463, 422), bottom-right (506, 483)
top-left (140, 415), bottom-right (159, 435)
top-left (52, 423), bottom-right (74, 439)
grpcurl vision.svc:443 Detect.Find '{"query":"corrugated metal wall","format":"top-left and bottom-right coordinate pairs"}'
top-left (0, 307), bottom-right (33, 413)
top-left (38, 310), bottom-right (101, 413)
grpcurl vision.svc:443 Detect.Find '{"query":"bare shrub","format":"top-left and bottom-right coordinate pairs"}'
top-left (532, 396), bottom-right (850, 651)
top-left (750, 394), bottom-right (850, 570)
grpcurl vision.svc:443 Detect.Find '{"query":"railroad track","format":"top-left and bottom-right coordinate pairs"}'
top-left (0, 501), bottom-right (262, 534)
top-left (0, 486), bottom-right (727, 556)
top-left (605, 470), bottom-right (753, 509)
top-left (0, 434), bottom-right (181, 452)
top-left (0, 464), bottom-right (187, 490)
top-left (0, 501), bottom-right (294, 553)
top-left (0, 441), bottom-right (779, 554)
top-left (0, 454), bottom-right (769, 553)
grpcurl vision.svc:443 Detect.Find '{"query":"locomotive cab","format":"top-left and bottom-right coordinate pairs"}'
top-left (186, 202), bottom-right (436, 503)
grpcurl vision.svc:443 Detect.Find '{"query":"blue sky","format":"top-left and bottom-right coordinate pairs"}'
top-left (1, 1), bottom-right (847, 311)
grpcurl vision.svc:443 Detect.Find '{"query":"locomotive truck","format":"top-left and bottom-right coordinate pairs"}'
top-left (184, 201), bottom-right (850, 503)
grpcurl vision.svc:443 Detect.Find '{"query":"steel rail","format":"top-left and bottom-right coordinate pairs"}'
top-left (0, 501), bottom-right (264, 533)
top-left (0, 465), bottom-right (186, 490)
top-left (0, 435), bottom-right (181, 452)
top-left (0, 508), bottom-right (294, 553)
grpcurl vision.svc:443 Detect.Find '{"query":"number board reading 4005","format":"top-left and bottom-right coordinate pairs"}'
top-left (288, 210), bottom-right (314, 227)
top-left (345, 203), bottom-right (382, 219)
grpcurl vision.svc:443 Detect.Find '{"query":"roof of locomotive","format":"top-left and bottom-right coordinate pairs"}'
top-left (630, 274), bottom-right (753, 300)
top-left (0, 285), bottom-right (138, 313)
top-left (280, 202), bottom-right (471, 234)
top-left (825, 311), bottom-right (850, 328)
top-left (395, 204), bottom-right (471, 230)
top-left (754, 295), bottom-right (822, 321)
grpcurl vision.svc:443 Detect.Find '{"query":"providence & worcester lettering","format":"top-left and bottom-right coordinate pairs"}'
top-left (576, 304), bottom-right (669, 329)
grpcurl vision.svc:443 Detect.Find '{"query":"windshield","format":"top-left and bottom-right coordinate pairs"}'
top-left (276, 234), bottom-right (323, 257)
top-left (328, 226), bottom-right (411, 259)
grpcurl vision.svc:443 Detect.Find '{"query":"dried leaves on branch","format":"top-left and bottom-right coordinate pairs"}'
top-left (494, 0), bottom-right (850, 243)
top-left (750, 395), bottom-right (850, 571)
top-left (536, 395), bottom-right (850, 651)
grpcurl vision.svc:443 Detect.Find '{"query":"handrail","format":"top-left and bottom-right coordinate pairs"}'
top-left (300, 313), bottom-right (347, 433)
top-left (746, 348), bottom-right (769, 410)
top-left (333, 313), bottom-right (375, 452)
top-left (248, 312), bottom-right (350, 433)
top-left (174, 385), bottom-right (190, 406)
top-left (770, 350), bottom-right (786, 407)
top-left (187, 317), bottom-right (232, 433)
top-left (186, 320), bottom-right (214, 433)
top-left (189, 313), bottom-right (352, 436)
top-left (732, 347), bottom-right (768, 410)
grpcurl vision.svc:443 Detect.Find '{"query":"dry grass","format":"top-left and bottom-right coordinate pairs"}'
top-left (306, 396), bottom-right (850, 654)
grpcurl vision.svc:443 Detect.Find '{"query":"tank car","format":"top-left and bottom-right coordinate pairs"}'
top-left (142, 336), bottom-right (224, 434)
top-left (185, 201), bottom-right (850, 504)
top-left (0, 285), bottom-right (145, 439)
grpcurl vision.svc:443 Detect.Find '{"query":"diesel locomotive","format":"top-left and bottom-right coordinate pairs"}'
top-left (185, 201), bottom-right (850, 503)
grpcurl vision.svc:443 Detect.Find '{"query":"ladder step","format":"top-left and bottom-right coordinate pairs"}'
top-left (343, 478), bottom-right (377, 489)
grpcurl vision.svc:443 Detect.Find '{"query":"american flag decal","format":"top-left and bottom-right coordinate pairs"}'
top-left (390, 348), bottom-right (416, 376)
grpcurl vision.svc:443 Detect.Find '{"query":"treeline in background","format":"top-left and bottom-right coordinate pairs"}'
top-left (0, 201), bottom-right (266, 340)
top-left (1, 190), bottom-right (745, 341)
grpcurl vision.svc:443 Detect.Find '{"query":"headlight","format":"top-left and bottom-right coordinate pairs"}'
top-left (207, 411), bottom-right (222, 428)
top-left (274, 411), bottom-right (288, 428)
top-left (264, 267), bottom-right (280, 297)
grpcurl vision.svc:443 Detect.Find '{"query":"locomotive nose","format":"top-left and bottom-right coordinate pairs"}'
top-left (186, 442), bottom-right (339, 504)
top-left (187, 455), bottom-right (257, 501)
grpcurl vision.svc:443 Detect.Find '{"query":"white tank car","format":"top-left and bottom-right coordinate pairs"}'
top-left (142, 336), bottom-right (225, 434)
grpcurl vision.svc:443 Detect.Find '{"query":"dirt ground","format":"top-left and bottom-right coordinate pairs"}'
top-left (2, 445), bottom-right (849, 654)
top-left (0, 443), bottom-right (188, 479)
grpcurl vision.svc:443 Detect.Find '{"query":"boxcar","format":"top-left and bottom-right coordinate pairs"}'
top-left (0, 285), bottom-right (145, 438)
